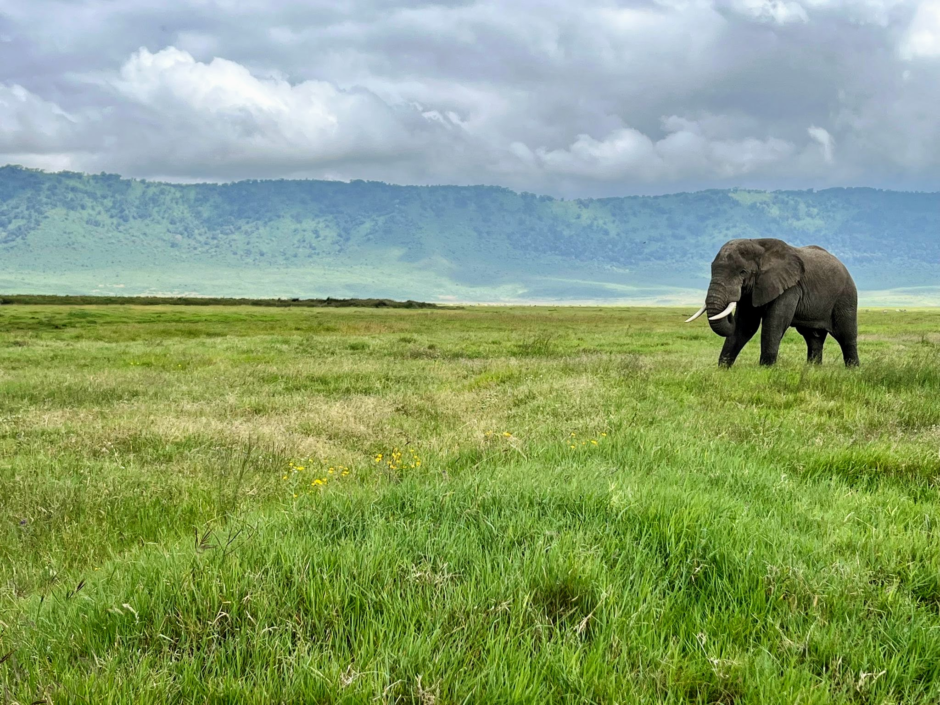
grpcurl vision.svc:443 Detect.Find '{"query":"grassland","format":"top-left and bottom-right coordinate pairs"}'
top-left (2, 304), bottom-right (940, 703)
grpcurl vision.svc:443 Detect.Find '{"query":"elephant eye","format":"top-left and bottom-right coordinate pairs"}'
top-left (739, 269), bottom-right (747, 275)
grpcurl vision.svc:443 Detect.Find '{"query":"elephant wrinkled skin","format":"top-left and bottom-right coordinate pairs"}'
top-left (686, 238), bottom-right (859, 368)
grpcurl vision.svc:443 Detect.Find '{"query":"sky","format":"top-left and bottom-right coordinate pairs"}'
top-left (1, 0), bottom-right (939, 197)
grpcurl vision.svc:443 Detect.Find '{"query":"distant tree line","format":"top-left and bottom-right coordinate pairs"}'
top-left (1, 165), bottom-right (938, 290)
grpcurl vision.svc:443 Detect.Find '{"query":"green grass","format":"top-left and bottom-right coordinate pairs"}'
top-left (3, 305), bottom-right (940, 703)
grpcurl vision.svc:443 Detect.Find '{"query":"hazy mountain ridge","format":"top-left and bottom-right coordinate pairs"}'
top-left (1, 166), bottom-right (938, 302)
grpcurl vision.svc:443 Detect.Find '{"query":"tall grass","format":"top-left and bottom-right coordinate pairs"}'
top-left (2, 305), bottom-right (940, 702)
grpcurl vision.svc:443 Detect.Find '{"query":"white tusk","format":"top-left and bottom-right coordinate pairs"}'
top-left (708, 301), bottom-right (737, 321)
top-left (684, 305), bottom-right (707, 323)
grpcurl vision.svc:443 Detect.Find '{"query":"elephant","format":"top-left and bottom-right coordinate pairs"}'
top-left (685, 238), bottom-right (859, 367)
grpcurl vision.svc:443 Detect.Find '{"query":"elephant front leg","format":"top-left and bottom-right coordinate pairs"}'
top-left (759, 290), bottom-right (800, 366)
top-left (718, 312), bottom-right (760, 367)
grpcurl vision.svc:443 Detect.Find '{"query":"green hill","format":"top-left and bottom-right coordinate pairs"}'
top-left (1, 166), bottom-right (938, 303)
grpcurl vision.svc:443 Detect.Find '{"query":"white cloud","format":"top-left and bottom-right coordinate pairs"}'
top-left (531, 118), bottom-right (795, 183)
top-left (807, 125), bottom-right (835, 163)
top-left (724, 0), bottom-right (809, 24)
top-left (721, 0), bottom-right (907, 25)
top-left (900, 0), bottom-right (940, 59)
top-left (0, 84), bottom-right (80, 168)
top-left (103, 47), bottom-right (461, 174)
top-left (0, 85), bottom-right (73, 145)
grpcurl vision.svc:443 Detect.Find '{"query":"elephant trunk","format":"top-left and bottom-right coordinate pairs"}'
top-left (705, 282), bottom-right (738, 338)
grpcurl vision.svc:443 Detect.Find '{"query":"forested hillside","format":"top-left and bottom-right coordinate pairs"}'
top-left (1, 166), bottom-right (938, 302)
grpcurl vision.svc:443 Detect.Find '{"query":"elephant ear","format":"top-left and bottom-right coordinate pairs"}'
top-left (753, 246), bottom-right (804, 307)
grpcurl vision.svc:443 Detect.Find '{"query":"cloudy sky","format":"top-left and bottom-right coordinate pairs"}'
top-left (1, 0), bottom-right (939, 196)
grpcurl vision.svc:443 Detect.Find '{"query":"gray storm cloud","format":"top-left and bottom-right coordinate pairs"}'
top-left (0, 0), bottom-right (939, 195)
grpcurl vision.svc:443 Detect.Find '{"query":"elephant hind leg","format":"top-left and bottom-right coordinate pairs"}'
top-left (834, 332), bottom-right (859, 367)
top-left (831, 306), bottom-right (859, 367)
top-left (797, 327), bottom-right (827, 364)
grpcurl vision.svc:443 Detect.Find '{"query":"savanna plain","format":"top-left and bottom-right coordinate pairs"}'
top-left (3, 304), bottom-right (940, 704)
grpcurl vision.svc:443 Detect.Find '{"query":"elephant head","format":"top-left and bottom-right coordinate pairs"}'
top-left (686, 239), bottom-right (805, 337)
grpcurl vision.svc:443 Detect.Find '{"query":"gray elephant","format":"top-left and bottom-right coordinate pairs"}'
top-left (686, 238), bottom-right (859, 367)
